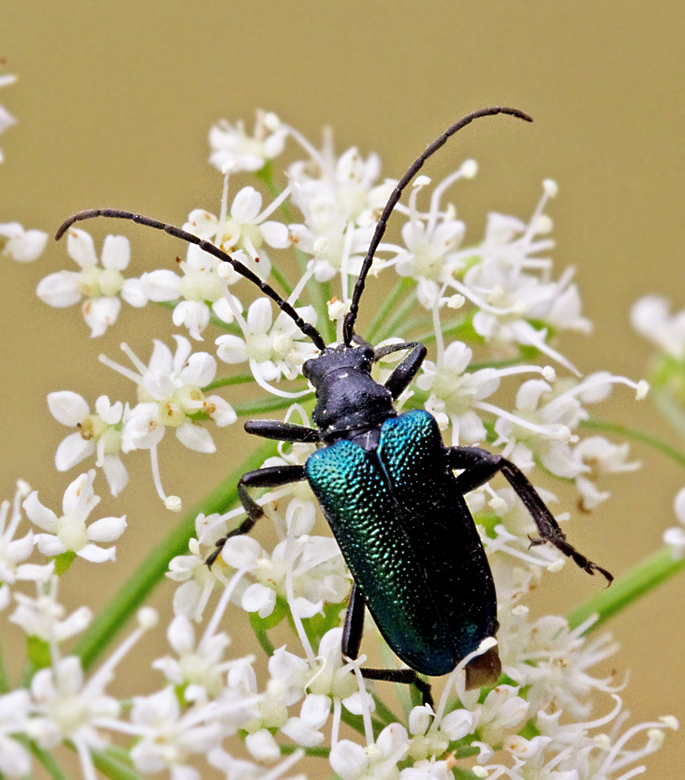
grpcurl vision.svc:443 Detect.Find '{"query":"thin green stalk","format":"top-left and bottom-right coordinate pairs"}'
top-left (372, 693), bottom-right (401, 726)
top-left (280, 744), bottom-right (331, 759)
top-left (653, 388), bottom-right (685, 439)
top-left (14, 736), bottom-right (69, 780)
top-left (203, 373), bottom-right (255, 391)
top-left (234, 393), bottom-right (313, 417)
top-left (412, 317), bottom-right (472, 346)
top-left (365, 277), bottom-right (413, 343)
top-left (580, 418), bottom-right (685, 469)
top-left (0, 641), bottom-right (9, 693)
top-left (91, 748), bottom-right (146, 780)
top-left (374, 289), bottom-right (417, 343)
top-left (567, 545), bottom-right (685, 631)
top-left (74, 442), bottom-right (278, 672)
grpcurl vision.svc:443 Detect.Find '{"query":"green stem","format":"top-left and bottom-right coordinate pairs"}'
top-left (280, 745), bottom-right (331, 758)
top-left (203, 373), bottom-right (255, 391)
top-left (374, 289), bottom-right (417, 343)
top-left (580, 418), bottom-right (685, 469)
top-left (91, 748), bottom-right (146, 780)
top-left (19, 736), bottom-right (69, 780)
top-left (233, 394), bottom-right (313, 417)
top-left (567, 546), bottom-right (685, 631)
top-left (365, 278), bottom-right (413, 343)
top-left (0, 641), bottom-right (9, 693)
top-left (74, 442), bottom-right (278, 672)
top-left (653, 388), bottom-right (685, 440)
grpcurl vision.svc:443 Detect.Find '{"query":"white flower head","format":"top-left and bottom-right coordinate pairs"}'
top-left (37, 229), bottom-right (144, 336)
top-left (209, 110), bottom-right (288, 173)
top-left (23, 470), bottom-right (126, 563)
top-left (0, 222), bottom-right (48, 262)
top-left (48, 391), bottom-right (129, 496)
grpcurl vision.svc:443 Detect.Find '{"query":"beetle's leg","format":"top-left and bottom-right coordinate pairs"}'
top-left (206, 465), bottom-right (306, 566)
top-left (446, 447), bottom-right (613, 583)
top-left (379, 343), bottom-right (428, 400)
top-left (341, 583), bottom-right (434, 706)
top-left (244, 419), bottom-right (319, 443)
top-left (342, 582), bottom-right (366, 660)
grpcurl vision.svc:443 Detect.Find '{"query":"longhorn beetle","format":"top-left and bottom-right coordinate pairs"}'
top-left (56, 106), bottom-right (612, 704)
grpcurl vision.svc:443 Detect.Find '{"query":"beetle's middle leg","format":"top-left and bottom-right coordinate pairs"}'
top-left (447, 447), bottom-right (613, 582)
top-left (341, 583), bottom-right (434, 706)
top-left (206, 465), bottom-right (306, 566)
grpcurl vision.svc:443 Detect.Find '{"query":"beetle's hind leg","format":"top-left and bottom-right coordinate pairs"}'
top-left (342, 583), bottom-right (434, 706)
top-left (206, 465), bottom-right (306, 567)
top-left (447, 447), bottom-right (613, 583)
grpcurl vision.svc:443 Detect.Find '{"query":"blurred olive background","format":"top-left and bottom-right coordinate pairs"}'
top-left (2, 2), bottom-right (684, 776)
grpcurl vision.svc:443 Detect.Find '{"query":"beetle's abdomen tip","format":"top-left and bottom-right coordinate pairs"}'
top-left (464, 645), bottom-right (502, 691)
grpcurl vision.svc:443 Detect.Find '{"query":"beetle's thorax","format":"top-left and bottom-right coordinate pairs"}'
top-left (303, 344), bottom-right (396, 446)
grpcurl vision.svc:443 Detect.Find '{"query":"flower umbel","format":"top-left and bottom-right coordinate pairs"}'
top-left (3, 101), bottom-right (677, 780)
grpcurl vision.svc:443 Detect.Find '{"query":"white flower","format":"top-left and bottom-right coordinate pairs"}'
top-left (10, 576), bottom-right (91, 642)
top-left (185, 187), bottom-right (291, 283)
top-left (23, 471), bottom-right (126, 563)
top-left (0, 72), bottom-right (17, 163)
top-left (0, 222), bottom-right (48, 262)
top-left (48, 392), bottom-right (129, 496)
top-left (28, 655), bottom-right (120, 753)
top-left (167, 537), bottom-right (223, 621)
top-left (330, 723), bottom-right (410, 780)
top-left (0, 690), bottom-right (32, 777)
top-left (417, 341), bottom-right (501, 444)
top-left (0, 480), bottom-right (53, 586)
top-left (209, 110), bottom-right (288, 173)
top-left (631, 295), bottom-right (685, 360)
top-left (216, 297), bottom-right (318, 384)
top-left (139, 240), bottom-right (244, 340)
top-left (152, 615), bottom-right (230, 698)
top-left (129, 687), bottom-right (226, 779)
top-left (99, 338), bottom-right (237, 508)
top-left (664, 487), bottom-right (685, 559)
top-left (37, 229), bottom-right (145, 336)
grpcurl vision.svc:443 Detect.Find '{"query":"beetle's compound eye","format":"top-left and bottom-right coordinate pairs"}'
top-left (302, 358), bottom-right (315, 382)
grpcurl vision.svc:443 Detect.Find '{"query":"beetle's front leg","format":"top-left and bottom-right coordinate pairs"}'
top-left (446, 447), bottom-right (613, 583)
top-left (206, 465), bottom-right (306, 566)
top-left (341, 583), bottom-right (434, 706)
top-left (378, 342), bottom-right (427, 400)
top-left (244, 419), bottom-right (319, 443)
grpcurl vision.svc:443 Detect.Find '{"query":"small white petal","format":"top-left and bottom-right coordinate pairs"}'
top-left (101, 455), bottom-right (129, 497)
top-left (231, 186), bottom-right (262, 222)
top-left (260, 221), bottom-right (290, 248)
top-left (66, 229), bottom-right (98, 267)
top-left (36, 271), bottom-right (82, 307)
top-left (330, 740), bottom-right (368, 780)
top-left (215, 334), bottom-right (248, 364)
top-left (101, 235), bottom-right (130, 270)
top-left (87, 515), bottom-right (127, 542)
top-left (23, 493), bottom-right (58, 532)
top-left (242, 583), bottom-right (276, 616)
top-left (55, 433), bottom-right (95, 471)
top-left (83, 296), bottom-right (121, 337)
top-left (34, 534), bottom-right (67, 556)
top-left (121, 278), bottom-right (148, 307)
top-left (140, 269), bottom-right (181, 301)
top-left (48, 391), bottom-right (89, 426)
top-left (176, 422), bottom-right (216, 453)
top-left (222, 535), bottom-right (261, 568)
top-left (78, 543), bottom-right (116, 562)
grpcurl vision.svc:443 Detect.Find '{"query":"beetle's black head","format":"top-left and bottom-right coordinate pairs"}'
top-left (303, 343), bottom-right (374, 389)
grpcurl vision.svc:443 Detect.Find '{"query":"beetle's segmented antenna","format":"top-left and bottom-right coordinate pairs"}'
top-left (342, 106), bottom-right (533, 346)
top-left (55, 209), bottom-right (327, 352)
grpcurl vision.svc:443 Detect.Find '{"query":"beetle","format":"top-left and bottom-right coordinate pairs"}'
top-left (56, 106), bottom-right (612, 703)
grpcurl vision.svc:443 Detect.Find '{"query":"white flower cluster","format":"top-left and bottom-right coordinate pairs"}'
top-left (2, 103), bottom-right (676, 780)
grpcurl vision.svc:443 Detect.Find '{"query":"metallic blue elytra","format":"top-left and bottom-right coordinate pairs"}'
top-left (306, 410), bottom-right (497, 677)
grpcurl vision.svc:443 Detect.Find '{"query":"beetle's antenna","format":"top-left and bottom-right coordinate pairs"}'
top-left (342, 106), bottom-right (533, 346)
top-left (55, 209), bottom-right (327, 352)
